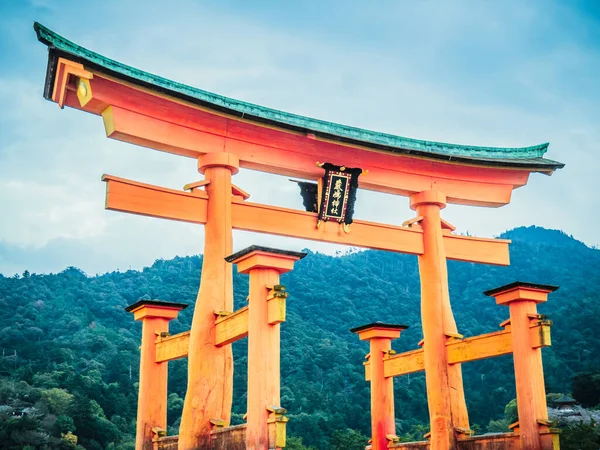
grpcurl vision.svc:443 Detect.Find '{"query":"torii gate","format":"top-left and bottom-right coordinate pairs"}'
top-left (35, 23), bottom-right (563, 450)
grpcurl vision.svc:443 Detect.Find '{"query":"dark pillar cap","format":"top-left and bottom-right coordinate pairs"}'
top-left (125, 299), bottom-right (188, 312)
top-left (225, 245), bottom-right (307, 263)
top-left (483, 281), bottom-right (559, 297)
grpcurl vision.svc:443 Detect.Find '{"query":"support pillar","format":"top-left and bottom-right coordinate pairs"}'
top-left (179, 152), bottom-right (240, 450)
top-left (485, 282), bottom-right (559, 450)
top-left (227, 245), bottom-right (306, 450)
top-left (410, 190), bottom-right (468, 450)
top-left (125, 300), bottom-right (187, 450)
top-left (351, 323), bottom-right (407, 450)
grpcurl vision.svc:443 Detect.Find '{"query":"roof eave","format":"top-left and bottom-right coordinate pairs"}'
top-left (35, 22), bottom-right (564, 173)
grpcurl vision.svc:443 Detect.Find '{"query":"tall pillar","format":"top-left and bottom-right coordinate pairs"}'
top-left (410, 190), bottom-right (467, 450)
top-left (351, 323), bottom-right (407, 450)
top-left (179, 153), bottom-right (240, 450)
top-left (485, 282), bottom-right (558, 450)
top-left (125, 300), bottom-right (187, 450)
top-left (227, 245), bottom-right (306, 450)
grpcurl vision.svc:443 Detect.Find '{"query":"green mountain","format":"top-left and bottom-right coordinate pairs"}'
top-left (0, 226), bottom-right (599, 449)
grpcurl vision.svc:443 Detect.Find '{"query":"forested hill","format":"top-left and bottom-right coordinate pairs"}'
top-left (1, 226), bottom-right (599, 450)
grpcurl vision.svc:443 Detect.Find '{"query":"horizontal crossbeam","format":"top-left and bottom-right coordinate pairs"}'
top-left (155, 331), bottom-right (190, 363)
top-left (102, 175), bottom-right (510, 265)
top-left (215, 306), bottom-right (249, 347)
top-left (365, 322), bottom-right (551, 380)
top-left (97, 101), bottom-right (527, 207)
top-left (153, 307), bottom-right (250, 363)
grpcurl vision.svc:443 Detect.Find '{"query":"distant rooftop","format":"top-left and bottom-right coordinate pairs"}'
top-left (554, 395), bottom-right (577, 404)
top-left (35, 22), bottom-right (564, 171)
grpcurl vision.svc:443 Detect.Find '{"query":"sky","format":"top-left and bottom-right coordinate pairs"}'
top-left (0, 0), bottom-right (599, 276)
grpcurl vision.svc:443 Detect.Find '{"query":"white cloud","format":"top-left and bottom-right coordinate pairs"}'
top-left (0, 0), bottom-right (598, 274)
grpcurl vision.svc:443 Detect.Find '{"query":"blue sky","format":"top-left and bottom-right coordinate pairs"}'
top-left (0, 0), bottom-right (599, 275)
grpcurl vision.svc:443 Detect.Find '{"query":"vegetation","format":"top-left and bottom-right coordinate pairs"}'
top-left (1, 226), bottom-right (599, 448)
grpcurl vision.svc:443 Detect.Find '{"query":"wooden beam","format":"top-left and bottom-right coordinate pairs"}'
top-left (154, 308), bottom-right (252, 361)
top-left (155, 331), bottom-right (190, 363)
top-left (444, 233), bottom-right (510, 266)
top-left (102, 175), bottom-right (511, 265)
top-left (103, 174), bottom-right (208, 224)
top-left (267, 296), bottom-right (286, 325)
top-left (231, 197), bottom-right (424, 256)
top-left (380, 323), bottom-right (551, 379)
top-left (215, 306), bottom-right (249, 347)
top-left (446, 329), bottom-right (513, 365)
top-left (97, 102), bottom-right (528, 207)
top-left (382, 348), bottom-right (425, 379)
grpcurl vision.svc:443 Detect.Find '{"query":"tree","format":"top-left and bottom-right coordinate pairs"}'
top-left (328, 428), bottom-right (368, 450)
top-left (572, 372), bottom-right (600, 407)
top-left (41, 388), bottom-right (74, 416)
top-left (560, 420), bottom-right (600, 450)
top-left (287, 436), bottom-right (317, 450)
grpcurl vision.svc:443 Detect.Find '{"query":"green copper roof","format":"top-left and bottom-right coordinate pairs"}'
top-left (34, 22), bottom-right (563, 170)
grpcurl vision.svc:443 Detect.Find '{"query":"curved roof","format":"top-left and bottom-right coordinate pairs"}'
top-left (34, 22), bottom-right (563, 171)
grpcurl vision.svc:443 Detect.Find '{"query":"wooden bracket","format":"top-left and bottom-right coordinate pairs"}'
top-left (315, 162), bottom-right (369, 175)
top-left (445, 332), bottom-right (464, 340)
top-left (455, 427), bottom-right (474, 438)
top-left (183, 180), bottom-right (210, 191)
top-left (231, 183), bottom-right (250, 201)
top-left (527, 313), bottom-right (544, 320)
top-left (152, 427), bottom-right (167, 438)
top-left (441, 218), bottom-right (456, 233)
top-left (266, 284), bottom-right (286, 292)
top-left (210, 418), bottom-right (227, 428)
top-left (267, 285), bottom-right (287, 324)
top-left (402, 216), bottom-right (424, 228)
top-left (386, 434), bottom-right (401, 443)
top-left (267, 405), bottom-right (287, 415)
top-left (267, 406), bottom-right (289, 449)
top-left (267, 285), bottom-right (288, 300)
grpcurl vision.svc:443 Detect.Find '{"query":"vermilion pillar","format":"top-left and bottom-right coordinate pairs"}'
top-left (410, 190), bottom-right (468, 450)
top-left (125, 300), bottom-right (188, 450)
top-left (226, 245), bottom-right (306, 450)
top-left (351, 323), bottom-right (407, 450)
top-left (485, 282), bottom-right (558, 450)
top-left (179, 152), bottom-right (239, 450)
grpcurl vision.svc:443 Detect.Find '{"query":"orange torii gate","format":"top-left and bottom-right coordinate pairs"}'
top-left (35, 23), bottom-right (564, 450)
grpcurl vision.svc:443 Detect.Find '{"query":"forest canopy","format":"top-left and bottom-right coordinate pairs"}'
top-left (1, 226), bottom-right (599, 449)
